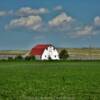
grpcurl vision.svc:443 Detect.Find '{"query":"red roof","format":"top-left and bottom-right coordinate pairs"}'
top-left (30, 44), bottom-right (50, 56)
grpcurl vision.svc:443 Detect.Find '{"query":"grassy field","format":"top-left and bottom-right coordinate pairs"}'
top-left (0, 61), bottom-right (100, 100)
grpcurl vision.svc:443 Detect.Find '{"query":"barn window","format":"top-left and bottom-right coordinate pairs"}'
top-left (45, 55), bottom-right (46, 58)
top-left (55, 55), bottom-right (56, 58)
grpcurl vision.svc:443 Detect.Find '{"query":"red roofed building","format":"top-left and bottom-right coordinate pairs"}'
top-left (24, 44), bottom-right (59, 60)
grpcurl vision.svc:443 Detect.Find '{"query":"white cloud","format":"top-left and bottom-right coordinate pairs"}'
top-left (53, 6), bottom-right (63, 11)
top-left (16, 7), bottom-right (49, 16)
top-left (94, 16), bottom-right (100, 26)
top-left (4, 8), bottom-right (100, 39)
top-left (48, 12), bottom-right (73, 27)
top-left (0, 7), bottom-right (49, 17)
top-left (0, 10), bottom-right (14, 17)
top-left (0, 11), bottom-right (7, 16)
top-left (33, 35), bottom-right (45, 40)
top-left (6, 15), bottom-right (42, 31)
top-left (73, 16), bottom-right (100, 37)
top-left (74, 26), bottom-right (93, 37)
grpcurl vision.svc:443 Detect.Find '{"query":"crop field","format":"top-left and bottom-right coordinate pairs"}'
top-left (0, 61), bottom-right (100, 100)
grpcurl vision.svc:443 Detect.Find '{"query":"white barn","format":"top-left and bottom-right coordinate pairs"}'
top-left (25, 44), bottom-right (59, 60)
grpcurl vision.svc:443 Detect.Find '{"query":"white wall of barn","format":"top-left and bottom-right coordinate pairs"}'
top-left (41, 46), bottom-right (59, 60)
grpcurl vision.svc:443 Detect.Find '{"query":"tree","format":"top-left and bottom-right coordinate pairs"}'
top-left (15, 55), bottom-right (23, 61)
top-left (59, 49), bottom-right (69, 60)
top-left (30, 56), bottom-right (35, 61)
top-left (24, 56), bottom-right (31, 61)
top-left (8, 57), bottom-right (13, 61)
top-left (24, 56), bottom-right (35, 61)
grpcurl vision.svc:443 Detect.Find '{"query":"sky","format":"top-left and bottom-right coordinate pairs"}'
top-left (0, 0), bottom-right (100, 50)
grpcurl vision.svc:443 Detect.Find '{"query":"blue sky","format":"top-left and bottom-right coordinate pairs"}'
top-left (0, 0), bottom-right (100, 50)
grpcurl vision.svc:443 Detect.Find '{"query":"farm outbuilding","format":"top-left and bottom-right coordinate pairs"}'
top-left (24, 44), bottom-right (60, 60)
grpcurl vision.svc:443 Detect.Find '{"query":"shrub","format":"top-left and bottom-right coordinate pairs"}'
top-left (8, 57), bottom-right (14, 61)
top-left (15, 55), bottom-right (23, 61)
top-left (24, 56), bottom-right (31, 61)
top-left (24, 56), bottom-right (35, 61)
top-left (59, 49), bottom-right (69, 60)
top-left (30, 56), bottom-right (35, 61)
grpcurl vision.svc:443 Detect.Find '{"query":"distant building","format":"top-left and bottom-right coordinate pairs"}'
top-left (24, 44), bottom-right (60, 60)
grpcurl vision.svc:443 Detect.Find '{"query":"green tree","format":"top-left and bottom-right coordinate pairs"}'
top-left (15, 55), bottom-right (23, 61)
top-left (59, 49), bottom-right (69, 60)
top-left (8, 57), bottom-right (13, 61)
top-left (24, 56), bottom-right (35, 61)
top-left (30, 56), bottom-right (35, 61)
top-left (24, 56), bottom-right (31, 61)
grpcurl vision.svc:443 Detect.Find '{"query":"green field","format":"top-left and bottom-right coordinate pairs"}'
top-left (0, 61), bottom-right (100, 100)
